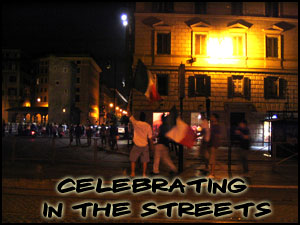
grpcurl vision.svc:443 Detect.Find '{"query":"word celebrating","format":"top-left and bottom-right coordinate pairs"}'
top-left (56, 177), bottom-right (247, 195)
top-left (41, 177), bottom-right (272, 220)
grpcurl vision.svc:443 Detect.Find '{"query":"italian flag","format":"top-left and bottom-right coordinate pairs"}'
top-left (164, 106), bottom-right (196, 149)
top-left (134, 59), bottom-right (161, 102)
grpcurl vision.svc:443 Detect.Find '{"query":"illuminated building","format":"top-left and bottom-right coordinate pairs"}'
top-left (129, 2), bottom-right (298, 145)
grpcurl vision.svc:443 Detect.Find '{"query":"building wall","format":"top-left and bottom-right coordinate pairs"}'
top-left (2, 49), bottom-right (32, 123)
top-left (132, 2), bottom-right (298, 146)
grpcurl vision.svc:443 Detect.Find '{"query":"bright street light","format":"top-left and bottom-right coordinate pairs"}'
top-left (122, 20), bottom-right (128, 26)
top-left (121, 14), bottom-right (127, 21)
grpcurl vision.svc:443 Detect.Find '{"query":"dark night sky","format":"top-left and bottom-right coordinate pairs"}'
top-left (2, 1), bottom-right (131, 92)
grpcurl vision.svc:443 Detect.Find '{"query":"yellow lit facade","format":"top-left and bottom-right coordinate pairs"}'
top-left (130, 2), bottom-right (298, 145)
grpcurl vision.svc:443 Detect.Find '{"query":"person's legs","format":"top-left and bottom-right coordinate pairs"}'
top-left (131, 162), bottom-right (136, 177)
top-left (208, 146), bottom-right (216, 177)
top-left (153, 144), bottom-right (162, 174)
top-left (161, 147), bottom-right (177, 172)
top-left (142, 162), bottom-right (147, 177)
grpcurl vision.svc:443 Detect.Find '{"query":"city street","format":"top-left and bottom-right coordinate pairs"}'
top-left (2, 136), bottom-right (298, 223)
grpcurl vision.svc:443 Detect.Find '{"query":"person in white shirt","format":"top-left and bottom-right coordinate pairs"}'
top-left (128, 109), bottom-right (153, 178)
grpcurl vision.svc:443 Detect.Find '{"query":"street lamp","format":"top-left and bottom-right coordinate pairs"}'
top-left (109, 103), bottom-right (114, 108)
top-left (121, 13), bottom-right (128, 26)
top-left (37, 98), bottom-right (41, 102)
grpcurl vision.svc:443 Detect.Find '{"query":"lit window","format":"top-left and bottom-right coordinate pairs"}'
top-left (264, 77), bottom-right (287, 99)
top-left (266, 36), bottom-right (278, 58)
top-left (232, 35), bottom-right (243, 56)
top-left (194, 34), bottom-right (207, 56)
top-left (188, 75), bottom-right (211, 97)
top-left (228, 76), bottom-right (251, 99)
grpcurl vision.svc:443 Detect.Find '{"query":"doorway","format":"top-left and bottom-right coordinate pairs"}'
top-left (230, 112), bottom-right (245, 143)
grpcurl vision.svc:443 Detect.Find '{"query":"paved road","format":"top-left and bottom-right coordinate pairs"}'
top-left (2, 136), bottom-right (298, 223)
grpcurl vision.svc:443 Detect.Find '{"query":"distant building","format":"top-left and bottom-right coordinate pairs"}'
top-left (129, 2), bottom-right (298, 146)
top-left (3, 53), bottom-right (104, 125)
top-left (2, 49), bottom-right (32, 123)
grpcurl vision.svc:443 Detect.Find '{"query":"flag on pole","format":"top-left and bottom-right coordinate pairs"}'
top-left (164, 106), bottom-right (196, 148)
top-left (133, 59), bottom-right (161, 102)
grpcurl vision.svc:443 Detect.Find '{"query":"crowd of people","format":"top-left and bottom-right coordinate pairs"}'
top-left (3, 111), bottom-right (251, 178)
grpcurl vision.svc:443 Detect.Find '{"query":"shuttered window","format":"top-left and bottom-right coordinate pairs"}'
top-left (264, 77), bottom-right (287, 99)
top-left (157, 74), bottom-right (169, 96)
top-left (188, 75), bottom-right (211, 97)
top-left (228, 76), bottom-right (251, 100)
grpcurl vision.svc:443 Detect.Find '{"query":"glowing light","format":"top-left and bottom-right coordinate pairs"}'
top-left (207, 37), bottom-right (235, 64)
top-left (121, 14), bottom-right (127, 21)
top-left (24, 102), bottom-right (31, 107)
top-left (272, 115), bottom-right (278, 119)
top-left (122, 111), bottom-right (127, 115)
top-left (122, 20), bottom-right (128, 26)
top-left (109, 103), bottom-right (114, 108)
top-left (116, 106), bottom-right (120, 111)
top-left (62, 108), bottom-right (66, 113)
top-left (120, 109), bottom-right (123, 112)
top-left (37, 98), bottom-right (41, 102)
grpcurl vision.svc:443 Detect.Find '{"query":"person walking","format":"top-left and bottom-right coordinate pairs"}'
top-left (128, 108), bottom-right (153, 178)
top-left (152, 114), bottom-right (177, 176)
top-left (207, 113), bottom-right (221, 178)
top-left (235, 120), bottom-right (250, 176)
top-left (75, 124), bottom-right (82, 146)
top-left (198, 113), bottom-right (211, 175)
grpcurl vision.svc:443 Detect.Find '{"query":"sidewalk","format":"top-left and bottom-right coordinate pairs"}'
top-left (2, 136), bottom-right (298, 190)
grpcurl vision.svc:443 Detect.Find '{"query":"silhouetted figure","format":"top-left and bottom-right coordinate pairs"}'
top-left (75, 124), bottom-right (82, 146)
top-left (235, 120), bottom-right (250, 175)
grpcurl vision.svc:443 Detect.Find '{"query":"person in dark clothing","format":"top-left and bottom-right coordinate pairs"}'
top-left (69, 124), bottom-right (74, 146)
top-left (100, 124), bottom-right (107, 147)
top-left (152, 113), bottom-right (177, 175)
top-left (207, 113), bottom-right (221, 178)
top-left (109, 122), bottom-right (119, 150)
top-left (86, 125), bottom-right (93, 147)
top-left (75, 124), bottom-right (82, 146)
top-left (235, 120), bottom-right (250, 175)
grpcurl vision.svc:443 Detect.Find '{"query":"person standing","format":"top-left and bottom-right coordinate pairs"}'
top-left (100, 124), bottom-right (106, 147)
top-left (235, 120), bottom-right (250, 176)
top-left (69, 124), bottom-right (74, 146)
top-left (109, 122), bottom-right (119, 150)
top-left (128, 109), bottom-right (153, 178)
top-left (152, 114), bottom-right (177, 176)
top-left (207, 113), bottom-right (221, 178)
top-left (86, 125), bottom-right (93, 147)
top-left (75, 124), bottom-right (82, 146)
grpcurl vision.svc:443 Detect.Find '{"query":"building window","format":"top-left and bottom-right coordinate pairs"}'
top-left (9, 76), bottom-right (17, 83)
top-left (266, 36), bottom-right (279, 58)
top-left (76, 87), bottom-right (80, 92)
top-left (157, 74), bottom-right (169, 96)
top-left (36, 78), bottom-right (40, 85)
top-left (265, 2), bottom-right (279, 17)
top-left (194, 33), bottom-right (207, 56)
top-left (63, 67), bottom-right (68, 73)
top-left (188, 75), bottom-right (211, 97)
top-left (76, 77), bottom-right (80, 84)
top-left (44, 96), bottom-right (47, 102)
top-left (75, 95), bottom-right (80, 102)
top-left (264, 76), bottom-right (287, 99)
top-left (157, 33), bottom-right (171, 55)
top-left (55, 80), bottom-right (60, 86)
top-left (228, 76), bottom-right (251, 99)
top-left (8, 88), bottom-right (17, 96)
top-left (44, 88), bottom-right (47, 92)
top-left (231, 2), bottom-right (243, 15)
top-left (40, 88), bottom-right (43, 92)
top-left (76, 60), bottom-right (81, 64)
top-left (195, 2), bottom-right (207, 14)
top-left (41, 78), bottom-right (44, 84)
top-left (232, 35), bottom-right (244, 56)
top-left (45, 78), bottom-right (48, 83)
top-left (77, 68), bottom-right (80, 73)
top-left (152, 2), bottom-right (174, 13)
